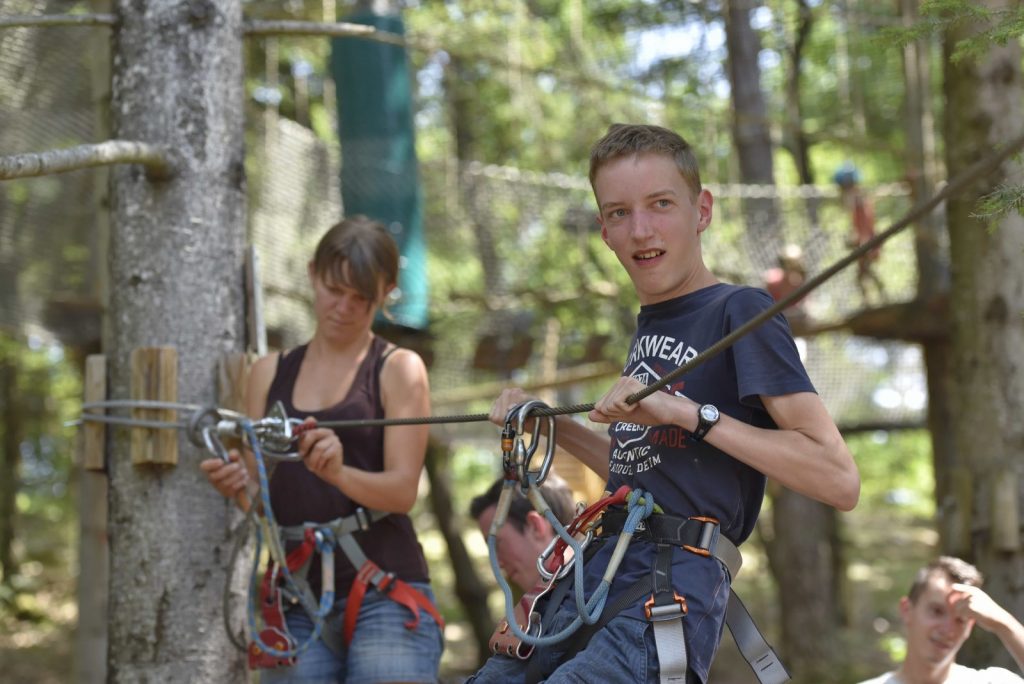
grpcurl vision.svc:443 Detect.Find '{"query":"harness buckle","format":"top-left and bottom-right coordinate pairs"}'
top-left (645, 592), bottom-right (688, 621)
top-left (682, 515), bottom-right (719, 557)
top-left (377, 571), bottom-right (398, 594)
top-left (354, 507), bottom-right (371, 532)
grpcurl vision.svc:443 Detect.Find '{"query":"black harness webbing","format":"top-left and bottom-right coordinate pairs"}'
top-left (532, 510), bottom-right (790, 684)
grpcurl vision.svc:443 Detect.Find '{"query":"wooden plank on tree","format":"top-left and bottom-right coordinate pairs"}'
top-left (82, 354), bottom-right (107, 471)
top-left (130, 347), bottom-right (178, 466)
top-left (218, 352), bottom-right (249, 414)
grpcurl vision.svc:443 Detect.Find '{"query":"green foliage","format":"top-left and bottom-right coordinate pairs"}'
top-left (877, 1), bottom-right (1024, 63)
top-left (972, 181), bottom-right (1024, 226)
top-left (0, 334), bottom-right (81, 598)
top-left (847, 429), bottom-right (935, 519)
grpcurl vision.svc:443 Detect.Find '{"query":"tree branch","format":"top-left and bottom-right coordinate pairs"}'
top-left (0, 141), bottom-right (173, 181)
top-left (242, 19), bottom-right (405, 45)
top-left (0, 14), bottom-right (115, 28)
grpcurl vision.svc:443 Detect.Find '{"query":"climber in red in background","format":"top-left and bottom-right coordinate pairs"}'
top-left (835, 162), bottom-right (886, 306)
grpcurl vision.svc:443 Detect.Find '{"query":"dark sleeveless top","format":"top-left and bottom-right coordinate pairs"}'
top-left (265, 336), bottom-right (430, 596)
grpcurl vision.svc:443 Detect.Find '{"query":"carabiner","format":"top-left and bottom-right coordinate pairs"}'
top-left (505, 400), bottom-right (556, 487)
top-left (536, 527), bottom-right (594, 582)
top-left (201, 425), bottom-right (232, 463)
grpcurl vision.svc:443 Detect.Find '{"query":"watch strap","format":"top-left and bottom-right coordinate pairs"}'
top-left (692, 404), bottom-right (718, 442)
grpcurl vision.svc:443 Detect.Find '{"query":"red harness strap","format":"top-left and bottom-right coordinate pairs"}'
top-left (343, 559), bottom-right (445, 645)
top-left (248, 529), bottom-right (319, 669)
top-left (545, 484), bottom-right (631, 576)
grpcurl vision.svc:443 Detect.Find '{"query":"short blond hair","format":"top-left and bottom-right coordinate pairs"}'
top-left (588, 123), bottom-right (703, 200)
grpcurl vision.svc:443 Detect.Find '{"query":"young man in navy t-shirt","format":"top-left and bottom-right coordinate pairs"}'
top-left (474, 123), bottom-right (860, 683)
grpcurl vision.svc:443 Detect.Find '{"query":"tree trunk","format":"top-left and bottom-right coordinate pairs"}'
top-left (943, 2), bottom-right (1024, 669)
top-left (423, 438), bottom-right (495, 667)
top-left (898, 0), bottom-right (959, 553)
top-left (763, 484), bottom-right (841, 682)
top-left (781, 0), bottom-right (827, 276)
top-left (106, 2), bottom-right (248, 681)
top-left (723, 0), bottom-right (783, 262)
top-left (0, 345), bottom-right (21, 585)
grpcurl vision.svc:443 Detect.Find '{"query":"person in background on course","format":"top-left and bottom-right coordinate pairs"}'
top-left (471, 123), bottom-right (860, 684)
top-left (763, 242), bottom-right (810, 330)
top-left (470, 472), bottom-right (577, 593)
top-left (200, 215), bottom-right (443, 683)
top-left (858, 556), bottom-right (1024, 684)
top-left (834, 162), bottom-right (886, 305)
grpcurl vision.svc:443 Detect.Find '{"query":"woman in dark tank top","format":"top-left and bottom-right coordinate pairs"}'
top-left (200, 216), bottom-right (442, 683)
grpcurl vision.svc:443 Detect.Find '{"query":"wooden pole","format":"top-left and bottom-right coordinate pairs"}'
top-left (82, 354), bottom-right (107, 471)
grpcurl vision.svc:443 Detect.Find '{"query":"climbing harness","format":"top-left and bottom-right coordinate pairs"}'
top-left (189, 405), bottom-right (443, 670)
top-left (596, 509), bottom-right (787, 684)
top-left (487, 401), bottom-right (789, 684)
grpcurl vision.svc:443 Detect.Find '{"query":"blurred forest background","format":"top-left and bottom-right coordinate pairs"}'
top-left (0, 0), bottom-right (1022, 682)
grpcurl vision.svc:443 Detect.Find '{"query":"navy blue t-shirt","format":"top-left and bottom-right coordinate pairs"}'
top-left (577, 283), bottom-right (814, 682)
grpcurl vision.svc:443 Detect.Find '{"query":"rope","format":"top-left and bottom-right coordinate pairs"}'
top-left (224, 509), bottom-right (257, 652)
top-left (241, 420), bottom-right (335, 661)
top-left (489, 483), bottom-right (654, 646)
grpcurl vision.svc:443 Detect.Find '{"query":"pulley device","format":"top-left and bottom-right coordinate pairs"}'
top-left (187, 400), bottom-right (307, 462)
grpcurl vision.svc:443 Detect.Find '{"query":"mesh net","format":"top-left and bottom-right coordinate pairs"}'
top-left (0, 0), bottom-right (104, 343)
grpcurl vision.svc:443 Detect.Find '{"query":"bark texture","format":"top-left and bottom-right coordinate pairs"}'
top-left (106, 1), bottom-right (248, 681)
top-left (943, 0), bottom-right (1024, 669)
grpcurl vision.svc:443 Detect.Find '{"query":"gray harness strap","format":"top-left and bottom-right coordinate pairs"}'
top-left (595, 510), bottom-right (789, 684)
top-left (278, 508), bottom-right (390, 656)
top-left (648, 545), bottom-right (688, 683)
top-left (726, 591), bottom-right (790, 684)
top-left (279, 508), bottom-right (390, 544)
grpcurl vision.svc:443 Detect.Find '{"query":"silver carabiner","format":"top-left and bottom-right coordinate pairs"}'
top-left (201, 425), bottom-right (232, 463)
top-left (511, 400), bottom-right (556, 487)
top-left (535, 527), bottom-right (594, 582)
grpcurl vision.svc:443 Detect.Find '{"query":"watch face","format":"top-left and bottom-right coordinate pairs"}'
top-left (700, 404), bottom-right (719, 422)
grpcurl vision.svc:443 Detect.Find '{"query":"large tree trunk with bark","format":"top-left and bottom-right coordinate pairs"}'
top-left (782, 0), bottom-right (822, 239)
top-left (761, 483), bottom-right (841, 682)
top-left (106, 2), bottom-right (248, 681)
top-left (942, 1), bottom-right (1024, 670)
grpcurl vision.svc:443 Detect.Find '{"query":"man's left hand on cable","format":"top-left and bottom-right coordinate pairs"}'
top-left (297, 417), bottom-right (345, 486)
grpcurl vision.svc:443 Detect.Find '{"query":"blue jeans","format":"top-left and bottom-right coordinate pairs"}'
top-left (260, 582), bottom-right (444, 684)
top-left (467, 611), bottom-right (674, 684)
